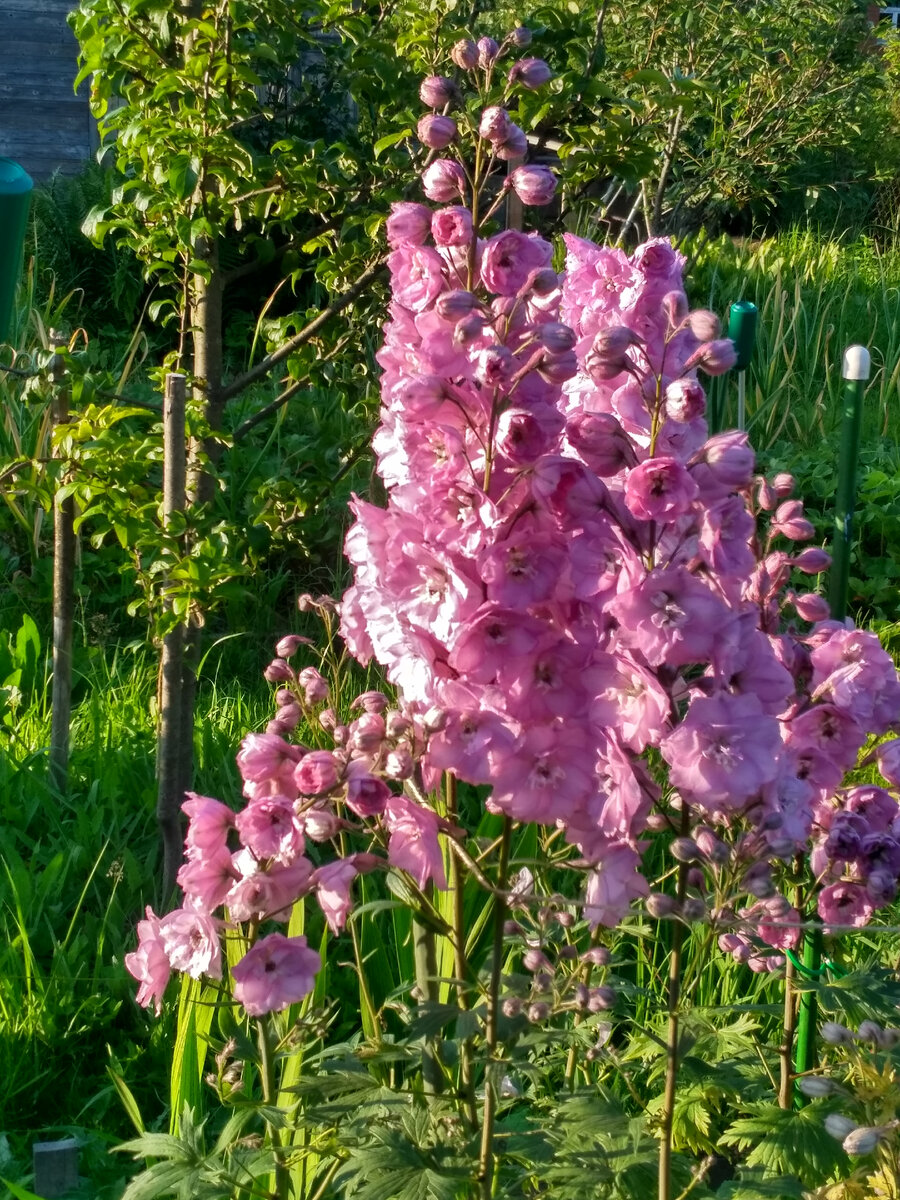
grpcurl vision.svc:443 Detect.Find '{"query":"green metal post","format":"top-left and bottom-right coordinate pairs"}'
top-left (0, 158), bottom-right (33, 346)
top-left (793, 344), bottom-right (870, 1095)
top-left (727, 300), bottom-right (758, 431)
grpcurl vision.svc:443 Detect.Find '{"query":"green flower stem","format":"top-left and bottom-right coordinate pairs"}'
top-left (412, 889), bottom-right (443, 1098)
top-left (478, 816), bottom-right (513, 1200)
top-left (257, 1016), bottom-right (289, 1200)
top-left (446, 773), bottom-right (477, 1126)
top-left (659, 807), bottom-right (691, 1200)
top-left (779, 951), bottom-right (797, 1109)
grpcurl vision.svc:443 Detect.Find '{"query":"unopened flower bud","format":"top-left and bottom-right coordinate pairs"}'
top-left (479, 104), bottom-right (512, 142)
top-left (671, 837), bottom-right (700, 862)
top-left (574, 982), bottom-right (590, 1009)
top-left (509, 164), bottom-right (557, 206)
top-left (821, 1021), bottom-right (854, 1046)
top-left (825, 1113), bottom-right (858, 1140)
top-left (422, 158), bottom-right (466, 202)
top-left (417, 114), bottom-right (457, 150)
top-left (275, 688), bottom-right (294, 707)
top-left (647, 893), bottom-right (677, 919)
top-left (743, 864), bottom-right (776, 899)
top-left (857, 1020), bottom-right (883, 1043)
top-left (510, 26), bottom-right (532, 46)
top-left (581, 946), bottom-right (610, 966)
top-left (685, 338), bottom-right (738, 376)
top-left (384, 747), bottom-right (414, 780)
top-left (298, 666), bottom-right (329, 704)
top-left (495, 124), bottom-right (528, 161)
top-left (797, 1075), bottom-right (834, 1098)
top-left (528, 267), bottom-right (560, 296)
top-left (588, 986), bottom-right (617, 1011)
top-left (477, 36), bottom-right (500, 67)
top-left (419, 75), bottom-right (456, 109)
top-left (664, 378), bottom-right (705, 422)
top-left (503, 919), bottom-right (522, 937)
top-left (527, 1001), bottom-right (550, 1022)
top-left (454, 312), bottom-right (487, 347)
top-left (302, 809), bottom-right (342, 841)
top-left (523, 947), bottom-right (552, 972)
top-left (536, 321), bottom-right (576, 353)
top-left (538, 348), bottom-right (578, 383)
top-left (694, 826), bottom-right (729, 864)
top-left (451, 38), bottom-right (478, 70)
top-left (843, 1126), bottom-right (882, 1156)
top-left (508, 57), bottom-right (553, 88)
top-left (757, 477), bottom-right (777, 511)
top-left (687, 309), bottom-right (721, 341)
top-left (264, 659), bottom-right (295, 684)
top-left (502, 995), bottom-right (522, 1017)
top-left (773, 472), bottom-right (795, 497)
top-left (681, 897), bottom-right (707, 922)
top-left (662, 290), bottom-right (688, 327)
top-left (275, 634), bottom-right (307, 658)
top-left (792, 592), bottom-right (830, 622)
top-left (792, 546), bottom-right (831, 574)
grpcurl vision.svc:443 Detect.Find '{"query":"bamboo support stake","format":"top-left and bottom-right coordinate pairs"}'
top-left (48, 331), bottom-right (75, 796)
top-left (157, 372), bottom-right (188, 900)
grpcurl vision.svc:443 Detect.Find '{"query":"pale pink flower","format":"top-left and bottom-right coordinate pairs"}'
top-left (159, 906), bottom-right (222, 980)
top-left (481, 230), bottom-right (552, 296)
top-left (313, 859), bottom-right (359, 933)
top-left (422, 159), bottom-right (466, 203)
top-left (295, 750), bottom-right (342, 795)
top-left (583, 844), bottom-right (649, 928)
top-left (235, 797), bottom-right (304, 863)
top-left (177, 846), bottom-right (239, 911)
top-left (183, 793), bottom-right (235, 859)
top-left (624, 456), bottom-right (698, 521)
top-left (384, 795), bottom-right (447, 890)
top-left (232, 933), bottom-right (321, 1016)
top-left (432, 206), bottom-right (473, 247)
top-left (818, 882), bottom-right (874, 931)
top-left (125, 907), bottom-right (171, 1014)
top-left (385, 202), bottom-right (432, 249)
top-left (387, 246), bottom-right (446, 312)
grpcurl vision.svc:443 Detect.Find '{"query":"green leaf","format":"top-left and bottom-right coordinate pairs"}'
top-left (720, 1102), bottom-right (843, 1185)
top-left (373, 128), bottom-right (412, 158)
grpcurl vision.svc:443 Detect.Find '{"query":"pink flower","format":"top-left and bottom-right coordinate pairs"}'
top-left (384, 795), bottom-right (447, 889)
top-left (583, 844), bottom-right (649, 927)
top-left (386, 202), bottom-right (432, 249)
top-left (624, 456), bottom-right (698, 521)
top-left (419, 75), bottom-right (455, 108)
top-left (490, 724), bottom-right (596, 824)
top-left (387, 246), bottom-right (446, 312)
top-left (235, 797), bottom-right (304, 863)
top-left (298, 666), bottom-right (329, 704)
top-left (609, 568), bottom-right (734, 668)
top-left (236, 733), bottom-right (302, 793)
top-left (479, 105), bottom-right (512, 142)
top-left (661, 692), bottom-right (782, 811)
top-left (817, 882), bottom-right (874, 931)
top-left (345, 765), bottom-right (392, 816)
top-left (481, 230), bottom-right (552, 296)
top-left (232, 933), bottom-right (321, 1016)
top-left (478, 530), bottom-right (567, 608)
top-left (159, 906), bottom-right (222, 980)
top-left (226, 857), bottom-right (313, 923)
top-left (432, 206), bottom-right (473, 247)
top-left (183, 793), bottom-right (235, 858)
top-left (508, 57), bottom-right (552, 88)
top-left (177, 846), bottom-right (239, 911)
top-left (125, 907), bottom-right (171, 1015)
top-left (313, 859), bottom-right (359, 933)
top-left (295, 750), bottom-right (341, 795)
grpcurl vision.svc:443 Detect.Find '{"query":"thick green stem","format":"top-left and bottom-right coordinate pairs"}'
top-left (413, 892), bottom-right (443, 1097)
top-left (478, 817), bottom-right (513, 1200)
top-left (779, 953), bottom-right (797, 1108)
top-left (447, 773), bottom-right (477, 1126)
top-left (257, 1017), bottom-right (289, 1200)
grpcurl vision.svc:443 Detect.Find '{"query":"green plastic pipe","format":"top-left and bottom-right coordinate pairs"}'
top-left (793, 344), bottom-right (870, 1095)
top-left (0, 158), bottom-right (33, 346)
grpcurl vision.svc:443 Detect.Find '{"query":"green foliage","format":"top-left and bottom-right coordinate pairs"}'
top-left (721, 1102), bottom-right (846, 1184)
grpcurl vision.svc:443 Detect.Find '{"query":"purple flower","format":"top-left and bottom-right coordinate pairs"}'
top-left (232, 933), bottom-right (321, 1016)
top-left (508, 57), bottom-right (553, 88)
top-left (385, 202), bottom-right (432, 249)
top-left (417, 114), bottom-right (457, 150)
top-left (431, 206), bottom-right (473, 247)
top-left (509, 165), bottom-right (557, 205)
top-left (125, 907), bottom-right (171, 1015)
top-left (624, 456), bottom-right (698, 521)
top-left (419, 75), bottom-right (456, 108)
top-left (818, 882), bottom-right (874, 931)
top-left (422, 159), bottom-right (466, 202)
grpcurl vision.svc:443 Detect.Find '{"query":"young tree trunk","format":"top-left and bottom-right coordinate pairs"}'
top-left (48, 332), bottom-right (75, 796)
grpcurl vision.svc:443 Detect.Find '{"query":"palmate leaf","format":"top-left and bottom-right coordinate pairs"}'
top-left (715, 1167), bottom-right (805, 1199)
top-left (720, 1101), bottom-right (844, 1185)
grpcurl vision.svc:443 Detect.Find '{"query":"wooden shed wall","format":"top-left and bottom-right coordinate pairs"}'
top-left (0, 0), bottom-right (95, 180)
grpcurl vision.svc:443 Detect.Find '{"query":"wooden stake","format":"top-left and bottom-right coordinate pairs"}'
top-left (157, 372), bottom-right (188, 899)
top-left (48, 331), bottom-right (75, 796)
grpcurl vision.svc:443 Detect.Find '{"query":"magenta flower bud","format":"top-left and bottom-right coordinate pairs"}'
top-left (537, 322), bottom-right (576, 353)
top-left (431, 205), bottom-right (473, 247)
top-left (671, 837), bottom-right (699, 862)
top-left (436, 289), bottom-right (477, 322)
top-left (275, 688), bottom-right (294, 707)
top-left (773, 472), bottom-right (795, 497)
top-left (349, 711), bottom-right (386, 753)
top-left (386, 201), bottom-right (432, 249)
top-left (694, 826), bottom-right (729, 864)
top-left (477, 36), bottom-right (500, 66)
top-left (419, 75), bottom-right (456, 109)
top-left (588, 986), bottom-right (617, 1011)
top-left (417, 114), bottom-right (457, 150)
top-left (757, 476), bottom-right (777, 511)
top-left (511, 26), bottom-right (532, 46)
top-left (508, 56), bottom-right (553, 88)
top-left (453, 312), bottom-right (487, 347)
top-left (350, 690), bottom-right (388, 714)
top-left (479, 105), bottom-right (512, 142)
top-left (772, 500), bottom-right (815, 541)
top-left (421, 159), bottom-right (466, 202)
top-left (581, 946), bottom-right (610, 966)
top-left (792, 546), bottom-right (831, 573)
top-left (662, 290), bottom-right (689, 327)
top-left (687, 309), bottom-right (721, 341)
top-left (303, 809), bottom-right (342, 841)
top-left (264, 659), bottom-right (295, 684)
top-left (298, 665), bottom-right (329, 704)
top-left (295, 750), bottom-right (341, 795)
top-left (451, 38), bottom-right (478, 70)
top-left (702, 431), bottom-right (755, 487)
top-left (476, 344), bottom-right (515, 386)
top-left (502, 995), bottom-right (522, 1017)
top-left (275, 634), bottom-right (306, 658)
top-left (495, 125), bottom-right (528, 160)
top-left (385, 747), bottom-right (414, 780)
top-left (386, 710), bottom-right (413, 737)
top-left (269, 703), bottom-right (301, 732)
top-left (529, 267), bottom-right (560, 296)
top-left (509, 164), bottom-right (557, 205)
top-left (538, 348), bottom-right (578, 383)
top-left (792, 592), bottom-right (830, 622)
top-left (685, 337), bottom-right (737, 376)
top-left (647, 893), bottom-right (677, 918)
top-left (664, 378), bottom-right (705, 422)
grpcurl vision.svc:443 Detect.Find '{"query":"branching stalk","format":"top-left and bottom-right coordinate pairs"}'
top-left (659, 806), bottom-right (690, 1200)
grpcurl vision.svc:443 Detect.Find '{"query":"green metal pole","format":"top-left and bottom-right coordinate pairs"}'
top-left (727, 300), bottom-right (758, 431)
top-left (0, 158), bottom-right (33, 346)
top-left (793, 344), bottom-right (870, 1096)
